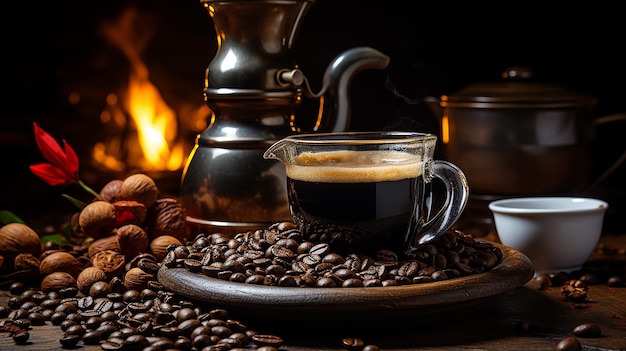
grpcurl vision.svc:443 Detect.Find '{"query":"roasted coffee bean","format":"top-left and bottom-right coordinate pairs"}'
top-left (174, 336), bottom-right (193, 350)
top-left (90, 281), bottom-right (112, 298)
top-left (12, 330), bottom-right (29, 345)
top-left (96, 324), bottom-right (119, 338)
top-left (93, 298), bottom-right (114, 313)
top-left (59, 334), bottom-right (81, 348)
top-left (9, 308), bottom-right (29, 320)
top-left (607, 275), bottom-right (625, 287)
top-left (50, 311), bottom-right (67, 325)
top-left (9, 282), bottom-right (26, 295)
top-left (252, 334), bottom-right (284, 348)
top-left (125, 334), bottom-right (150, 350)
top-left (65, 323), bottom-right (86, 337)
top-left (556, 336), bottom-right (582, 351)
top-left (573, 323), bottom-right (602, 338)
top-left (138, 257), bottom-right (161, 274)
top-left (78, 296), bottom-right (95, 309)
top-left (257, 347), bottom-right (279, 351)
top-left (28, 311), bottom-right (46, 326)
top-left (101, 337), bottom-right (126, 350)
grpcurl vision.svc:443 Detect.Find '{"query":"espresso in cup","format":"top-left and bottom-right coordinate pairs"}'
top-left (286, 150), bottom-right (427, 254)
top-left (264, 131), bottom-right (469, 256)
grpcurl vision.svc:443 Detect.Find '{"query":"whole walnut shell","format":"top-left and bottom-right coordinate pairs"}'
top-left (149, 235), bottom-right (182, 261)
top-left (100, 179), bottom-right (123, 203)
top-left (124, 267), bottom-right (153, 291)
top-left (41, 271), bottom-right (77, 293)
top-left (0, 223), bottom-right (42, 272)
top-left (14, 253), bottom-right (41, 281)
top-left (39, 251), bottom-right (83, 278)
top-left (88, 236), bottom-right (120, 258)
top-left (120, 173), bottom-right (159, 208)
top-left (146, 197), bottom-right (188, 241)
top-left (79, 201), bottom-right (117, 239)
top-left (77, 266), bottom-right (108, 295)
top-left (116, 224), bottom-right (149, 258)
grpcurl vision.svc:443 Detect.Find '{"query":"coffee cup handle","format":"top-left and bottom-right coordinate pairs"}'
top-left (405, 160), bottom-right (470, 253)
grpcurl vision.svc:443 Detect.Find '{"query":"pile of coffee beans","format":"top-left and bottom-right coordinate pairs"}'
top-left (162, 223), bottom-right (503, 288)
top-left (0, 223), bottom-right (502, 350)
top-left (1, 280), bottom-right (287, 350)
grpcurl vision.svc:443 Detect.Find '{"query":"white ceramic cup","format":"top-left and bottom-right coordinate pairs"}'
top-left (489, 197), bottom-right (608, 275)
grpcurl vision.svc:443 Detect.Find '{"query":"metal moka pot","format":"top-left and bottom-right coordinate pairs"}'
top-left (180, 0), bottom-right (390, 235)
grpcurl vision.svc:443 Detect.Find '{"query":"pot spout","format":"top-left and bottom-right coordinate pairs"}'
top-left (309, 47), bottom-right (390, 132)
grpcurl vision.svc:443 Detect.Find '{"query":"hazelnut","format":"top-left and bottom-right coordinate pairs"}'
top-left (0, 223), bottom-right (42, 272)
top-left (100, 179), bottom-right (123, 203)
top-left (39, 251), bottom-right (83, 278)
top-left (113, 200), bottom-right (147, 226)
top-left (124, 267), bottom-right (153, 291)
top-left (146, 197), bottom-right (188, 241)
top-left (116, 224), bottom-right (149, 258)
top-left (88, 236), bottom-right (120, 258)
top-left (120, 173), bottom-right (159, 208)
top-left (41, 272), bottom-right (77, 293)
top-left (79, 201), bottom-right (117, 239)
top-left (77, 267), bottom-right (108, 295)
top-left (149, 235), bottom-right (182, 261)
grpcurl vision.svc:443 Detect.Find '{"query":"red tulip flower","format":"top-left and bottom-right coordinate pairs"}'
top-left (29, 122), bottom-right (100, 200)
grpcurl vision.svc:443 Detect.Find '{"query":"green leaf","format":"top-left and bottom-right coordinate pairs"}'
top-left (61, 193), bottom-right (87, 209)
top-left (0, 210), bottom-right (25, 225)
top-left (40, 233), bottom-right (65, 245)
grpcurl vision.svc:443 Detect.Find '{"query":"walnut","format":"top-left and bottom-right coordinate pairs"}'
top-left (120, 173), bottom-right (159, 208)
top-left (39, 251), bottom-right (83, 278)
top-left (77, 266), bottom-right (108, 295)
top-left (14, 253), bottom-right (41, 281)
top-left (88, 236), bottom-right (120, 258)
top-left (91, 250), bottom-right (126, 280)
top-left (116, 224), bottom-right (149, 258)
top-left (146, 197), bottom-right (188, 241)
top-left (41, 271), bottom-right (77, 293)
top-left (124, 267), bottom-right (153, 291)
top-left (100, 179), bottom-right (123, 203)
top-left (113, 200), bottom-right (147, 226)
top-left (0, 223), bottom-right (42, 272)
top-left (79, 201), bottom-right (117, 239)
top-left (149, 235), bottom-right (182, 261)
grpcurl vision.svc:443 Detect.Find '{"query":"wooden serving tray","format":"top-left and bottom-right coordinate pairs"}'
top-left (157, 244), bottom-right (534, 323)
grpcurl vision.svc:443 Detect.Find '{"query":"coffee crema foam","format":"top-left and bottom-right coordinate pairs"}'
top-left (286, 150), bottom-right (423, 183)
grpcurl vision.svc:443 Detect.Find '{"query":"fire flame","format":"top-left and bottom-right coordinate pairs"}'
top-left (91, 5), bottom-right (187, 172)
top-left (125, 72), bottom-right (184, 171)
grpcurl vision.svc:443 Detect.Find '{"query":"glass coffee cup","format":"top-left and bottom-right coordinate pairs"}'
top-left (263, 131), bottom-right (469, 256)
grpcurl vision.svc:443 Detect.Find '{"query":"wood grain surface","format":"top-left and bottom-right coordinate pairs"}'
top-left (1, 236), bottom-right (625, 351)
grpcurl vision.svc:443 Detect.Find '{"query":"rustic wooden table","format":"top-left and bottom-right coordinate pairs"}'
top-left (2, 236), bottom-right (625, 351)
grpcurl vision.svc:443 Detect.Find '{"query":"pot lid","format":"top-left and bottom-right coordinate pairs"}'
top-left (441, 66), bottom-right (597, 109)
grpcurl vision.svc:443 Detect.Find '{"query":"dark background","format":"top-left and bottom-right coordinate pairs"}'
top-left (2, 1), bottom-right (625, 233)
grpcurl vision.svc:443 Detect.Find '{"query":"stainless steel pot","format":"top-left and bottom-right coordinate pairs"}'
top-left (426, 66), bottom-right (623, 196)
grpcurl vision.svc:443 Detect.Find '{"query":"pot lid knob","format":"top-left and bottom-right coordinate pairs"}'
top-left (502, 66), bottom-right (533, 80)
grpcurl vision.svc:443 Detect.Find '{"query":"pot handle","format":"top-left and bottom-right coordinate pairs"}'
top-left (585, 113), bottom-right (626, 192)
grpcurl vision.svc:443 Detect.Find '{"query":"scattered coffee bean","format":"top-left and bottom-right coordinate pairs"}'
top-left (607, 275), bottom-right (625, 287)
top-left (573, 323), bottom-right (602, 338)
top-left (555, 336), bottom-right (582, 351)
top-left (12, 330), bottom-right (29, 345)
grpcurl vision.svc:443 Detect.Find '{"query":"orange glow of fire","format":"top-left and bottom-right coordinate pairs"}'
top-left (91, 4), bottom-right (186, 173)
top-left (125, 73), bottom-right (184, 171)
